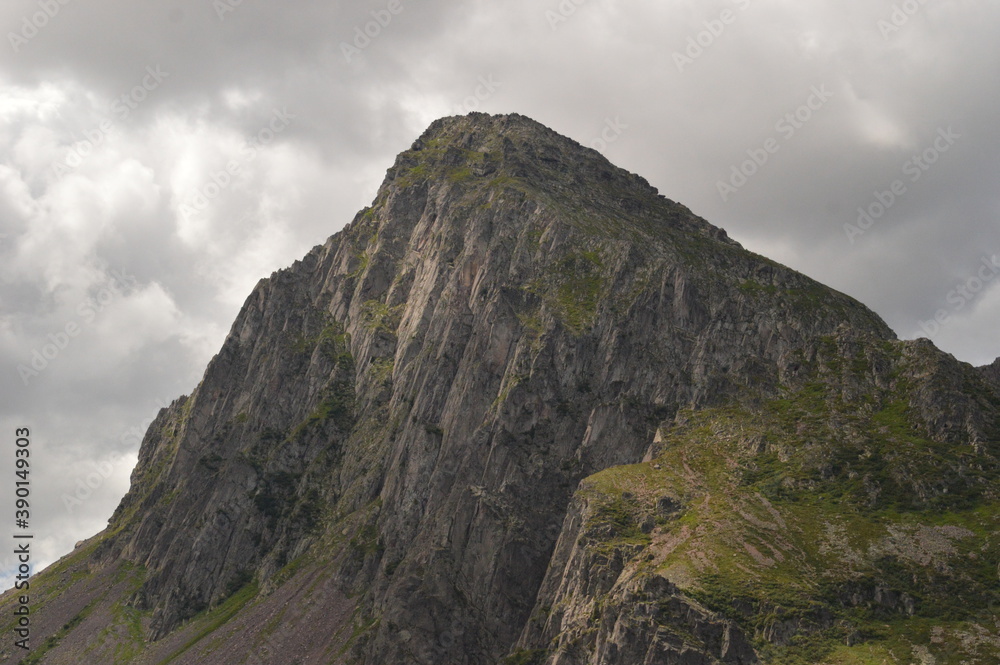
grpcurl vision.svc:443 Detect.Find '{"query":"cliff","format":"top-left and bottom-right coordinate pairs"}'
top-left (2, 113), bottom-right (998, 665)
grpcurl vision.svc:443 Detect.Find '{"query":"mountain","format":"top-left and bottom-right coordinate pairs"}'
top-left (2, 112), bottom-right (999, 665)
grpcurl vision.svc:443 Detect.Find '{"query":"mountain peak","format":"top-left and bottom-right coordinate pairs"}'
top-left (4, 114), bottom-right (998, 665)
top-left (369, 112), bottom-right (740, 252)
top-left (412, 111), bottom-right (581, 153)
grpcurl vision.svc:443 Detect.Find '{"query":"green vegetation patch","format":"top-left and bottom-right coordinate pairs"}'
top-left (361, 299), bottom-right (404, 334)
top-left (501, 649), bottom-right (549, 665)
top-left (290, 319), bottom-right (352, 364)
top-left (289, 377), bottom-right (356, 439)
top-left (160, 580), bottom-right (260, 665)
top-left (570, 357), bottom-right (1000, 662)
top-left (528, 249), bottom-right (607, 334)
top-left (22, 596), bottom-right (100, 665)
top-left (395, 137), bottom-right (490, 189)
top-left (369, 357), bottom-right (394, 384)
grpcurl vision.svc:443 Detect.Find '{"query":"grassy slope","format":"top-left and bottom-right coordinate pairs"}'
top-left (0, 528), bottom-right (369, 664)
top-left (577, 341), bottom-right (1000, 664)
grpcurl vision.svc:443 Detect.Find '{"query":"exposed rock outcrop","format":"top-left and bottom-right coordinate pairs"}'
top-left (2, 113), bottom-right (998, 665)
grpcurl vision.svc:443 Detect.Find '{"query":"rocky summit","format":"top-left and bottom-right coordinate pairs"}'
top-left (3, 113), bottom-right (999, 664)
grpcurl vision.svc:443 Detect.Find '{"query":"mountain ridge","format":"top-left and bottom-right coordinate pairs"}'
top-left (2, 112), bottom-right (998, 665)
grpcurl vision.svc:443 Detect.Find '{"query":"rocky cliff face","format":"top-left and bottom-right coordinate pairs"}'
top-left (2, 113), bottom-right (999, 665)
top-left (980, 357), bottom-right (1000, 390)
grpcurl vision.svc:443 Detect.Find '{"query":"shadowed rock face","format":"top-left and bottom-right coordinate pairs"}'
top-left (4, 113), bottom-right (999, 665)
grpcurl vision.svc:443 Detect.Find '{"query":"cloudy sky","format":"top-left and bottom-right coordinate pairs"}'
top-left (1, 0), bottom-right (998, 589)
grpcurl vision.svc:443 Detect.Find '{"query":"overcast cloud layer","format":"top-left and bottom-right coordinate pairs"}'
top-left (1, 0), bottom-right (998, 589)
